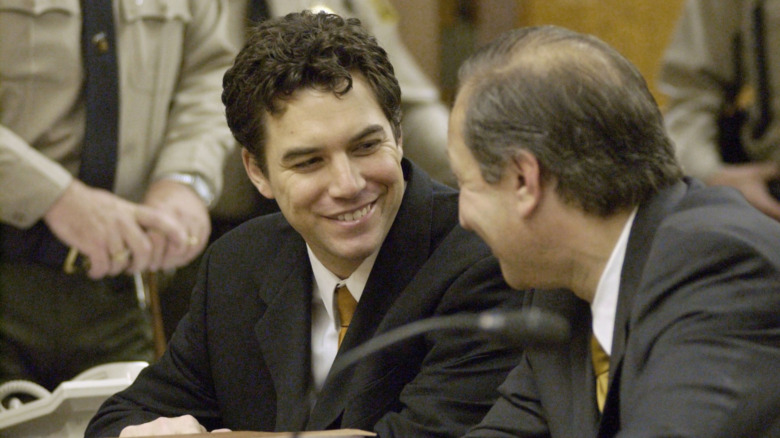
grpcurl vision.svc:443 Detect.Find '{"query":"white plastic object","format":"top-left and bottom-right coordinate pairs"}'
top-left (0, 361), bottom-right (148, 438)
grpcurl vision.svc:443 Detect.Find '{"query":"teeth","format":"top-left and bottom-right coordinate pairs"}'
top-left (338, 205), bottom-right (371, 222)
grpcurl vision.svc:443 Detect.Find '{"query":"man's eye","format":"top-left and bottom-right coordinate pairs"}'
top-left (355, 140), bottom-right (380, 154)
top-left (291, 157), bottom-right (322, 170)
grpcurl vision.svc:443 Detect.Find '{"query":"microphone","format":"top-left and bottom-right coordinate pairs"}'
top-left (330, 308), bottom-right (570, 376)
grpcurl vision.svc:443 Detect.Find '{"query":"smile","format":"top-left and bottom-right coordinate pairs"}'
top-left (336, 202), bottom-right (374, 222)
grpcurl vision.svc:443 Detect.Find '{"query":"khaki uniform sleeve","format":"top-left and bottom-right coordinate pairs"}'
top-left (146, 0), bottom-right (238, 202)
top-left (0, 125), bottom-right (73, 228)
top-left (658, 0), bottom-right (744, 179)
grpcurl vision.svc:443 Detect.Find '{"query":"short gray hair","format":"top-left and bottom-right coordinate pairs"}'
top-left (456, 25), bottom-right (682, 216)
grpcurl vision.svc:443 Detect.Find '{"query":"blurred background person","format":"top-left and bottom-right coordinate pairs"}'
top-left (659, 0), bottom-right (780, 221)
top-left (0, 1), bottom-right (235, 391)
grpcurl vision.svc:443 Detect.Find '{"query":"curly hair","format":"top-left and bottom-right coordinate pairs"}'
top-left (222, 10), bottom-right (402, 175)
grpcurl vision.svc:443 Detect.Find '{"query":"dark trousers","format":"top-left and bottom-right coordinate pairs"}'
top-left (0, 263), bottom-right (153, 391)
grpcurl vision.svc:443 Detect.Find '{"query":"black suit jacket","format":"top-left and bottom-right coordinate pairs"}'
top-left (465, 179), bottom-right (780, 437)
top-left (86, 160), bottom-right (525, 438)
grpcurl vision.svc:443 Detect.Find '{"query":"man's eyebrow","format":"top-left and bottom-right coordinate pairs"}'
top-left (350, 125), bottom-right (386, 143)
top-left (280, 125), bottom-right (387, 163)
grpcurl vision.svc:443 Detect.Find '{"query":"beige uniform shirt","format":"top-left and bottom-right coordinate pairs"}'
top-left (659, 0), bottom-right (780, 179)
top-left (0, 0), bottom-right (237, 228)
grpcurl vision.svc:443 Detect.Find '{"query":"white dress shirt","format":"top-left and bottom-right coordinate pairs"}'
top-left (590, 208), bottom-right (637, 355)
top-left (307, 246), bottom-right (379, 392)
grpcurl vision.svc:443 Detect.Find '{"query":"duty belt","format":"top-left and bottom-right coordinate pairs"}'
top-left (0, 222), bottom-right (88, 274)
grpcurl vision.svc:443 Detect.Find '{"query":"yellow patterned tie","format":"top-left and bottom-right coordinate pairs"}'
top-left (336, 285), bottom-right (357, 348)
top-left (590, 334), bottom-right (610, 412)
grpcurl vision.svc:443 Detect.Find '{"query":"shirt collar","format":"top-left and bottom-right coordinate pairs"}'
top-left (590, 207), bottom-right (637, 355)
top-left (308, 245), bottom-right (379, 327)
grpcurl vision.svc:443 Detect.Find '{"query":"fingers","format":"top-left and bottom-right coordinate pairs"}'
top-left (744, 186), bottom-right (780, 221)
top-left (133, 204), bottom-right (208, 272)
top-left (146, 229), bottom-right (167, 272)
top-left (41, 182), bottom-right (148, 279)
top-left (135, 206), bottom-right (191, 271)
top-left (705, 164), bottom-right (780, 222)
top-left (120, 213), bottom-right (154, 274)
top-left (45, 179), bottom-right (213, 279)
top-left (87, 227), bottom-right (136, 279)
top-left (136, 205), bottom-right (188, 251)
top-left (161, 223), bottom-right (209, 271)
top-left (119, 415), bottom-right (207, 436)
top-left (79, 201), bottom-right (209, 277)
top-left (87, 202), bottom-right (154, 278)
top-left (139, 181), bottom-right (212, 270)
top-left (752, 161), bottom-right (780, 181)
top-left (107, 248), bottom-right (130, 276)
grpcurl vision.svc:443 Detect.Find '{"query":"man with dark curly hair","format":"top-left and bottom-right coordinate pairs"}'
top-left (85, 11), bottom-right (524, 438)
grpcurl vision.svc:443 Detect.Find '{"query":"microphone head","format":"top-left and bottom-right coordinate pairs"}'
top-left (477, 308), bottom-right (571, 347)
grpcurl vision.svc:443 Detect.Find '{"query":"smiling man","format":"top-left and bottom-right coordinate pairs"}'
top-left (249, 75), bottom-right (406, 279)
top-left (85, 11), bottom-right (523, 438)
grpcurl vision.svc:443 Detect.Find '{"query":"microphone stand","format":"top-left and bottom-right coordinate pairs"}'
top-left (330, 308), bottom-right (570, 377)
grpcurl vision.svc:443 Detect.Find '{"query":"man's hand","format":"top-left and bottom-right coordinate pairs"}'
top-left (119, 415), bottom-right (231, 436)
top-left (142, 179), bottom-right (211, 271)
top-left (43, 180), bottom-right (175, 278)
top-left (706, 162), bottom-right (780, 221)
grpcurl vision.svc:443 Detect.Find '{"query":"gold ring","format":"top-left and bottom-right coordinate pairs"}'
top-left (186, 235), bottom-right (199, 246)
top-left (111, 249), bottom-right (130, 264)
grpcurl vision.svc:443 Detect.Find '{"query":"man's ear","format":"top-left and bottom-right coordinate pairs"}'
top-left (241, 148), bottom-right (275, 199)
top-left (509, 150), bottom-right (543, 216)
top-left (394, 125), bottom-right (403, 157)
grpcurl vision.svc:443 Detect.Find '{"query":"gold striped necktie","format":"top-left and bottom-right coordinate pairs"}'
top-left (336, 285), bottom-right (357, 348)
top-left (590, 334), bottom-right (610, 412)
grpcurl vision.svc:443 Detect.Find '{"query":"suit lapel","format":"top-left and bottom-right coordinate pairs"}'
top-left (599, 181), bottom-right (689, 435)
top-left (534, 291), bottom-right (600, 437)
top-left (569, 301), bottom-right (601, 436)
top-left (342, 159), bottom-right (432, 352)
top-left (254, 237), bottom-right (313, 431)
top-left (307, 159), bottom-right (434, 430)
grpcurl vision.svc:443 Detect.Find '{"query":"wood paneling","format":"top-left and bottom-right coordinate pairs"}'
top-left (390, 0), bottom-right (442, 84)
top-left (516, 0), bottom-right (685, 105)
top-left (391, 0), bottom-right (685, 106)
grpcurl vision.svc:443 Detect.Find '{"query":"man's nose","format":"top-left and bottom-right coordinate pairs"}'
top-left (329, 156), bottom-right (366, 198)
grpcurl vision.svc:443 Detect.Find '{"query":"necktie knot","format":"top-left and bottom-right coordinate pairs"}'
top-left (336, 285), bottom-right (357, 348)
top-left (590, 334), bottom-right (610, 412)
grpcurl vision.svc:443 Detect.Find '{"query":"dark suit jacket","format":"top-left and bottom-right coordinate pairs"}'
top-left (465, 178), bottom-right (780, 437)
top-left (86, 160), bottom-right (525, 438)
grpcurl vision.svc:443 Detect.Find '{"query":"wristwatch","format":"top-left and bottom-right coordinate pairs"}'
top-left (159, 172), bottom-right (216, 208)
